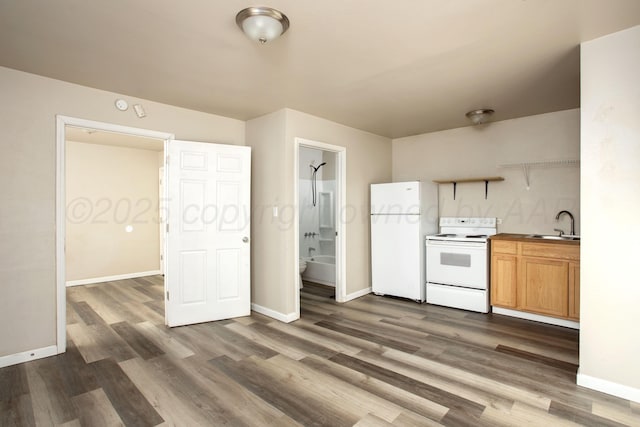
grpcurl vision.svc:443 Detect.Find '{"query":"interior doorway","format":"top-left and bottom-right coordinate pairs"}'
top-left (64, 126), bottom-right (165, 286)
top-left (294, 138), bottom-right (346, 317)
top-left (298, 146), bottom-right (337, 294)
top-left (63, 125), bottom-right (167, 357)
top-left (57, 116), bottom-right (252, 353)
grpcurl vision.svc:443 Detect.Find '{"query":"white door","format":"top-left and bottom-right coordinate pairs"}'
top-left (165, 140), bottom-right (251, 327)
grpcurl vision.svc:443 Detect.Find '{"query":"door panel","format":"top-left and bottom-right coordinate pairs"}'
top-left (217, 182), bottom-right (242, 231)
top-left (166, 140), bottom-right (251, 327)
top-left (218, 249), bottom-right (240, 300)
top-left (491, 254), bottom-right (517, 308)
top-left (521, 257), bottom-right (568, 318)
top-left (181, 180), bottom-right (206, 232)
top-left (180, 250), bottom-right (206, 303)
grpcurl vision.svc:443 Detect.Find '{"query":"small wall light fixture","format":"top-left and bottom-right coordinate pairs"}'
top-left (466, 109), bottom-right (495, 125)
top-left (236, 6), bottom-right (290, 44)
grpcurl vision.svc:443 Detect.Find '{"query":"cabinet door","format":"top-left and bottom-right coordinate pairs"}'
top-left (521, 257), bottom-right (568, 318)
top-left (491, 255), bottom-right (517, 308)
top-left (569, 262), bottom-right (580, 320)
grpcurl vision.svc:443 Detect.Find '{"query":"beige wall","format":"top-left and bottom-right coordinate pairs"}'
top-left (286, 110), bottom-right (392, 300)
top-left (245, 110), bottom-right (289, 315)
top-left (66, 141), bottom-right (160, 282)
top-left (0, 66), bottom-right (244, 358)
top-left (392, 109), bottom-right (580, 235)
top-left (246, 108), bottom-right (392, 318)
top-left (580, 25), bottom-right (640, 400)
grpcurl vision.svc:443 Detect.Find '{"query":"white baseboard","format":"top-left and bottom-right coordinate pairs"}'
top-left (492, 307), bottom-right (580, 329)
top-left (577, 370), bottom-right (640, 403)
top-left (0, 345), bottom-right (58, 369)
top-left (66, 270), bottom-right (162, 287)
top-left (343, 286), bottom-right (372, 303)
top-left (251, 303), bottom-right (298, 323)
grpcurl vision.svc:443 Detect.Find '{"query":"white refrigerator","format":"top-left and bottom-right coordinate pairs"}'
top-left (370, 181), bottom-right (438, 302)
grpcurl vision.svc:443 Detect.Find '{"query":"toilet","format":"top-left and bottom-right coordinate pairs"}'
top-left (299, 258), bottom-right (307, 289)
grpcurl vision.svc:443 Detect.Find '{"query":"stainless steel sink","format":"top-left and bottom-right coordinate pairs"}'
top-left (526, 234), bottom-right (580, 241)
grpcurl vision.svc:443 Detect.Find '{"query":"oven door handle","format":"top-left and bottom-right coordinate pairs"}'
top-left (426, 240), bottom-right (486, 249)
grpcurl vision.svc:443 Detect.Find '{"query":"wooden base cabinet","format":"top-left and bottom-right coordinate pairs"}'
top-left (491, 239), bottom-right (579, 321)
top-left (491, 254), bottom-right (517, 308)
top-left (521, 257), bottom-right (568, 317)
top-left (568, 262), bottom-right (580, 320)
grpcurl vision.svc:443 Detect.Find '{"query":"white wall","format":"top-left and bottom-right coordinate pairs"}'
top-left (393, 109), bottom-right (580, 235)
top-left (579, 25), bottom-right (640, 402)
top-left (0, 66), bottom-right (244, 359)
top-left (66, 141), bottom-right (160, 282)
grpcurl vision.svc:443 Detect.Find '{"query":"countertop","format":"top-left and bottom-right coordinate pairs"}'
top-left (490, 233), bottom-right (580, 246)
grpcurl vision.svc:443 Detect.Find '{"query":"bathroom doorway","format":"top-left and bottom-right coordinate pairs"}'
top-left (299, 146), bottom-right (336, 292)
top-left (294, 138), bottom-right (346, 314)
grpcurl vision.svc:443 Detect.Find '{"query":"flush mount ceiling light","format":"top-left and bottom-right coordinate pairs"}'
top-left (466, 109), bottom-right (495, 125)
top-left (236, 6), bottom-right (290, 44)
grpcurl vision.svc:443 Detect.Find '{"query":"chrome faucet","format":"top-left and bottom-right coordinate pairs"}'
top-left (555, 210), bottom-right (575, 236)
top-left (308, 247), bottom-right (316, 257)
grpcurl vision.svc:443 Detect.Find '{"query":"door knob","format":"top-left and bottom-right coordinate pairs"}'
top-left (242, 236), bottom-right (249, 243)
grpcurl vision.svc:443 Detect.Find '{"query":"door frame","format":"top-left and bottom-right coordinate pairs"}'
top-left (294, 137), bottom-right (347, 316)
top-left (55, 115), bottom-right (173, 353)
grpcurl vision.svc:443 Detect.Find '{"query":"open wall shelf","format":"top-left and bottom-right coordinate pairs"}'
top-left (497, 159), bottom-right (579, 190)
top-left (433, 176), bottom-right (504, 200)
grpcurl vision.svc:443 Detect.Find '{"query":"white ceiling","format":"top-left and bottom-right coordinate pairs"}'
top-left (1, 1), bottom-right (639, 138)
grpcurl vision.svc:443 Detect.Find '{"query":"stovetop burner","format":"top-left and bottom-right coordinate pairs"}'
top-left (426, 217), bottom-right (497, 243)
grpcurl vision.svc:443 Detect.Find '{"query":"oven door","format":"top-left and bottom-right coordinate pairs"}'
top-left (426, 240), bottom-right (488, 289)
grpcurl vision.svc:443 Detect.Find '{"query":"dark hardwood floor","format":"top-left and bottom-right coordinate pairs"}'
top-left (1, 277), bottom-right (638, 426)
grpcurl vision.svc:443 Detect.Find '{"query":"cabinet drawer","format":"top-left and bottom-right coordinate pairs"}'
top-left (521, 243), bottom-right (579, 260)
top-left (492, 241), bottom-right (517, 255)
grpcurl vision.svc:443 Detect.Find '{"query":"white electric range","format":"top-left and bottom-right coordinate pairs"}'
top-left (425, 217), bottom-right (497, 313)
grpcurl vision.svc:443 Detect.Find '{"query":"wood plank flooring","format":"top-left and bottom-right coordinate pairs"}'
top-left (1, 277), bottom-right (639, 426)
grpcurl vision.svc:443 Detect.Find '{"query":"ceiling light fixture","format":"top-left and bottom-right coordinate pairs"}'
top-left (236, 6), bottom-right (290, 44)
top-left (466, 109), bottom-right (495, 125)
